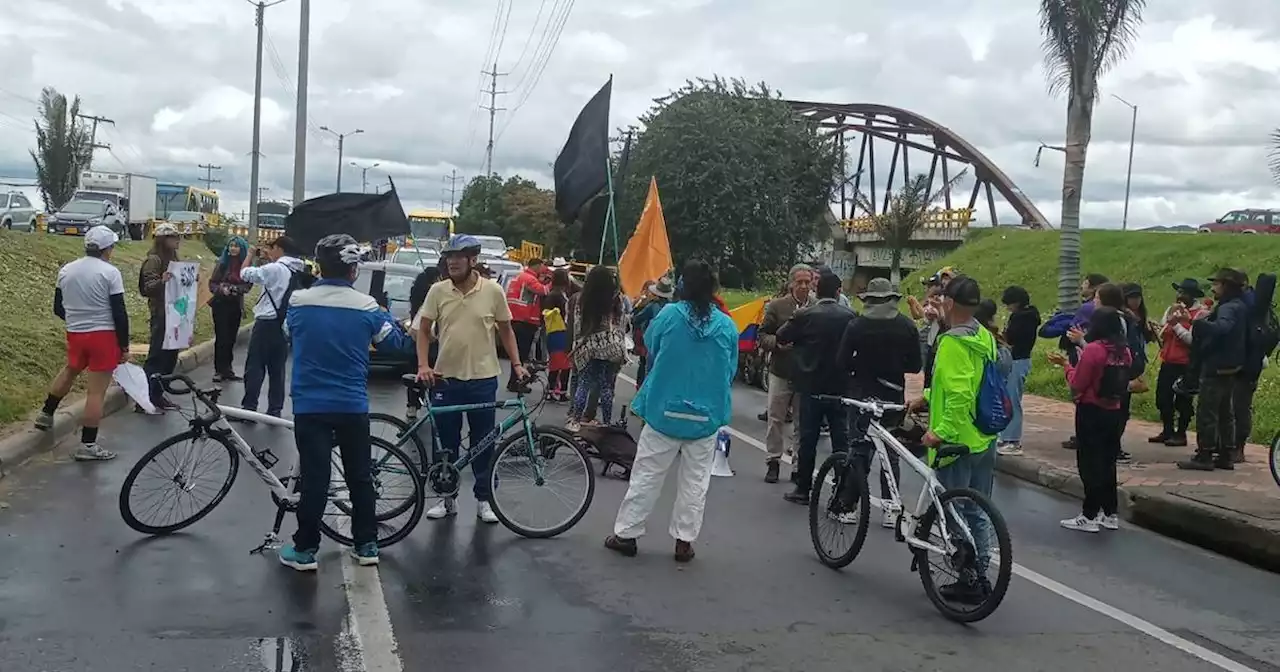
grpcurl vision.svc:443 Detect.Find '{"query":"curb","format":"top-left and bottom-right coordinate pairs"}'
top-left (0, 324), bottom-right (252, 477)
top-left (994, 454), bottom-right (1280, 570)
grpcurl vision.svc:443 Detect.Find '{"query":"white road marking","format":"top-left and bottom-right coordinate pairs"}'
top-left (616, 371), bottom-right (1258, 672)
top-left (337, 554), bottom-right (404, 672)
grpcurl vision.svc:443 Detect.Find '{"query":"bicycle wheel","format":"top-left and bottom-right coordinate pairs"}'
top-left (119, 429), bottom-right (240, 535)
top-left (489, 425), bottom-right (595, 538)
top-left (1269, 432), bottom-right (1280, 489)
top-left (370, 412), bottom-right (428, 471)
top-left (319, 437), bottom-right (426, 548)
top-left (809, 452), bottom-right (870, 569)
top-left (913, 487), bottom-right (1013, 623)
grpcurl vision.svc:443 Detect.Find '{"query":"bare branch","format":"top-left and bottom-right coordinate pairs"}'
top-left (1269, 129), bottom-right (1280, 186)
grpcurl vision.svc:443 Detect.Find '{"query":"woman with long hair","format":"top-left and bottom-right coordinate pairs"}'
top-left (605, 259), bottom-right (738, 562)
top-left (568, 265), bottom-right (625, 429)
top-left (209, 236), bottom-right (252, 382)
top-left (138, 224), bottom-right (184, 410)
top-left (1050, 307), bottom-right (1132, 533)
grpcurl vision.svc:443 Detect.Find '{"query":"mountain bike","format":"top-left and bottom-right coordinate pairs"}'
top-left (366, 364), bottom-right (596, 538)
top-left (118, 373), bottom-right (426, 554)
top-left (808, 394), bottom-right (1013, 623)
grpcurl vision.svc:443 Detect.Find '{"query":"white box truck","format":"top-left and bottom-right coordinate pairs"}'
top-left (46, 171), bottom-right (157, 240)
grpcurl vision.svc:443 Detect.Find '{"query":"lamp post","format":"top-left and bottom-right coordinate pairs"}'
top-left (319, 126), bottom-right (363, 192)
top-left (350, 161), bottom-right (380, 193)
top-left (1111, 94), bottom-right (1138, 231)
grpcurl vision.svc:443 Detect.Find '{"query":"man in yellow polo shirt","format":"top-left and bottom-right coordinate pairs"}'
top-left (416, 234), bottom-right (528, 523)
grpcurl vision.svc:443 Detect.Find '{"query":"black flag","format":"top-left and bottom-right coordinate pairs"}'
top-left (554, 77), bottom-right (612, 224)
top-left (284, 188), bottom-right (409, 252)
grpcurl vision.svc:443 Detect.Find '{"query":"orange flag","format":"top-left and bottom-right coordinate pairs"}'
top-left (618, 177), bottom-right (672, 299)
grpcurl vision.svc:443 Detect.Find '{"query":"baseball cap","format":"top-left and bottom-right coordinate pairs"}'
top-left (84, 225), bottom-right (118, 251)
top-left (943, 274), bottom-right (982, 307)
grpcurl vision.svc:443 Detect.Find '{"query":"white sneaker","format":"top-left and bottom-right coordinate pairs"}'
top-left (477, 501), bottom-right (499, 524)
top-left (565, 420), bottom-right (581, 432)
top-left (426, 498), bottom-right (457, 519)
top-left (1060, 514), bottom-right (1100, 533)
top-left (72, 443), bottom-right (116, 461)
top-left (996, 442), bottom-right (1024, 456)
top-left (1096, 513), bottom-right (1120, 530)
top-left (405, 406), bottom-right (418, 421)
top-left (881, 506), bottom-right (900, 529)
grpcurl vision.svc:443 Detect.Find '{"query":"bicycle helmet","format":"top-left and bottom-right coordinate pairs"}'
top-left (314, 233), bottom-right (370, 277)
top-left (442, 234), bottom-right (482, 256)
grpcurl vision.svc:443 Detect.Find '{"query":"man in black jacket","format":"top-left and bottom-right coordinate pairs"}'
top-left (838, 277), bottom-right (921, 526)
top-left (777, 269), bottom-right (857, 504)
top-left (1178, 268), bottom-right (1249, 471)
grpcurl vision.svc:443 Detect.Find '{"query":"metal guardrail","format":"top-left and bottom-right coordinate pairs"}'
top-left (840, 207), bottom-right (974, 233)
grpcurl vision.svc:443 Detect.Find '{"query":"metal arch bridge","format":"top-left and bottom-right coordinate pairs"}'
top-left (787, 100), bottom-right (1051, 229)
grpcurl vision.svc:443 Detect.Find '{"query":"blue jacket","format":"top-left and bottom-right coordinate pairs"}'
top-left (631, 302), bottom-right (738, 440)
top-left (286, 279), bottom-right (413, 414)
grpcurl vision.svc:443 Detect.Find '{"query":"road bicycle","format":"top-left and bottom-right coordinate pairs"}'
top-left (366, 364), bottom-right (596, 539)
top-left (118, 373), bottom-right (426, 554)
top-left (808, 394), bottom-right (1013, 623)
top-left (1269, 432), bottom-right (1280, 489)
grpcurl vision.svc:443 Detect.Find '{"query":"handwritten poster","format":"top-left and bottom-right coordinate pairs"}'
top-left (163, 261), bottom-right (200, 350)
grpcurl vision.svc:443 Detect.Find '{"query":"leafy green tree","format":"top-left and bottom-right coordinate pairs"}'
top-left (854, 170), bottom-right (967, 283)
top-left (30, 87), bottom-right (92, 210)
top-left (1039, 0), bottom-right (1147, 311)
top-left (614, 76), bottom-right (840, 287)
top-left (453, 174), bottom-right (505, 236)
top-left (499, 176), bottom-right (569, 255)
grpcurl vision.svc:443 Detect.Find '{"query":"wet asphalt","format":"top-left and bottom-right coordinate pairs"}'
top-left (0, 352), bottom-right (1277, 672)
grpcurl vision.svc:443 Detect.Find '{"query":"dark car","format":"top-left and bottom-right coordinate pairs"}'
top-left (353, 261), bottom-right (424, 373)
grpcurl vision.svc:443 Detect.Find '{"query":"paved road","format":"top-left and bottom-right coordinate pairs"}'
top-left (0, 358), bottom-right (1277, 671)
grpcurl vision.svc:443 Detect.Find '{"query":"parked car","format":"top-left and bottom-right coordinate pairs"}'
top-left (0, 192), bottom-right (39, 231)
top-left (389, 246), bottom-right (440, 268)
top-left (46, 198), bottom-right (126, 237)
top-left (1198, 209), bottom-right (1280, 234)
top-left (165, 210), bottom-right (209, 235)
top-left (353, 261), bottom-right (422, 373)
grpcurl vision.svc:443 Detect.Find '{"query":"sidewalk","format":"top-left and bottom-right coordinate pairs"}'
top-left (905, 374), bottom-right (1280, 571)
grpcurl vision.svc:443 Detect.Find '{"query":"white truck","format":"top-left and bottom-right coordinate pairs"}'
top-left (47, 171), bottom-right (157, 240)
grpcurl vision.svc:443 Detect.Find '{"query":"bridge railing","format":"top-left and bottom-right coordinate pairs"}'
top-left (840, 207), bottom-right (974, 234)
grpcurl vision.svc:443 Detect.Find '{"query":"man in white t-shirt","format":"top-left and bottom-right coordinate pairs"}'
top-left (35, 226), bottom-right (130, 461)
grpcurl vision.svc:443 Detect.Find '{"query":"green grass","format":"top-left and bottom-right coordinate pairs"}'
top-left (901, 228), bottom-right (1280, 443)
top-left (0, 230), bottom-right (249, 425)
top-left (721, 288), bottom-right (770, 309)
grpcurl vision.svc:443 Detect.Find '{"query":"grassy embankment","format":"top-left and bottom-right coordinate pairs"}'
top-left (723, 228), bottom-right (1280, 443)
top-left (0, 230), bottom-right (251, 425)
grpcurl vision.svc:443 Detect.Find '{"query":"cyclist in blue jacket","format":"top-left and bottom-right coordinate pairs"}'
top-left (278, 234), bottom-right (413, 571)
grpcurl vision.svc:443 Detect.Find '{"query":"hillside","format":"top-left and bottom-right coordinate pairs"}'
top-left (0, 231), bottom-right (241, 425)
top-left (900, 228), bottom-right (1280, 443)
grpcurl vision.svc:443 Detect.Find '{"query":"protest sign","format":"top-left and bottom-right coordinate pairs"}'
top-left (163, 261), bottom-right (200, 350)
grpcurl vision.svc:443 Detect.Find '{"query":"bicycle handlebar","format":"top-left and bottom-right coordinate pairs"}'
top-left (812, 394), bottom-right (908, 417)
top-left (158, 373), bottom-right (222, 419)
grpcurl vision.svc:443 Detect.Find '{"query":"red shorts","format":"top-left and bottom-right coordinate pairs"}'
top-left (66, 330), bottom-right (121, 373)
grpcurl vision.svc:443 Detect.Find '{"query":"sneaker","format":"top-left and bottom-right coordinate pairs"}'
top-left (565, 419), bottom-right (581, 432)
top-left (426, 498), bottom-right (457, 519)
top-left (405, 406), bottom-right (418, 421)
top-left (133, 404), bottom-right (162, 415)
top-left (1060, 514), bottom-right (1100, 533)
top-left (1096, 514), bottom-right (1120, 531)
top-left (34, 411), bottom-right (54, 431)
top-left (278, 544), bottom-right (319, 571)
top-left (477, 501), bottom-right (499, 524)
top-left (72, 443), bottom-right (116, 461)
top-left (1115, 451), bottom-right (1132, 464)
top-left (938, 579), bottom-right (988, 604)
top-left (996, 442), bottom-right (1023, 456)
top-left (350, 542), bottom-right (380, 566)
top-left (881, 506), bottom-right (900, 529)
top-left (782, 488), bottom-right (809, 505)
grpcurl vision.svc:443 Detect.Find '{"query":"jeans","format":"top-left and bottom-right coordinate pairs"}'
top-left (144, 314), bottom-right (181, 403)
top-left (241, 320), bottom-right (288, 415)
top-left (433, 376), bottom-right (499, 501)
top-left (211, 299), bottom-right (242, 375)
top-left (795, 394), bottom-right (850, 492)
top-left (571, 360), bottom-right (618, 424)
top-left (293, 413), bottom-right (376, 550)
top-left (1074, 403), bottom-right (1123, 517)
top-left (934, 445), bottom-right (996, 573)
top-left (999, 358), bottom-right (1032, 444)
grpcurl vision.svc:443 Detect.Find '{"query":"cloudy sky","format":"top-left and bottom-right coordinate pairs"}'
top-left (1, 0), bottom-right (1278, 231)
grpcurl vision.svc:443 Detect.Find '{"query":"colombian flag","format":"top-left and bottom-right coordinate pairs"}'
top-left (730, 297), bottom-right (767, 352)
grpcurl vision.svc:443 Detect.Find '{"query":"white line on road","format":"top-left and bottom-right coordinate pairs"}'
top-left (337, 554), bottom-right (404, 672)
top-left (617, 372), bottom-right (1258, 672)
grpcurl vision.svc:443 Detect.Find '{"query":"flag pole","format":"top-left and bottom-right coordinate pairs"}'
top-left (597, 74), bottom-right (617, 266)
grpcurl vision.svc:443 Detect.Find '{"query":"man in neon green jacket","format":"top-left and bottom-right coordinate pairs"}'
top-left (910, 275), bottom-right (997, 605)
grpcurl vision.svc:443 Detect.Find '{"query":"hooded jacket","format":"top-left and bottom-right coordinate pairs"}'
top-left (924, 318), bottom-right (998, 462)
top-left (1004, 305), bottom-right (1041, 360)
top-left (631, 301), bottom-right (738, 440)
top-left (777, 297), bottom-right (857, 394)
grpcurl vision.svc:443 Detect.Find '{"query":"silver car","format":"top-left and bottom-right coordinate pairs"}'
top-left (1, 192), bottom-right (38, 231)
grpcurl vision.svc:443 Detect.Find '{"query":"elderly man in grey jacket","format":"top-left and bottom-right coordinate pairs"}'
top-left (758, 264), bottom-right (814, 483)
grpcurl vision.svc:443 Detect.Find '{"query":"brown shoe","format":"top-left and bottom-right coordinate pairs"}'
top-left (604, 535), bottom-right (637, 557)
top-left (674, 540), bottom-right (695, 563)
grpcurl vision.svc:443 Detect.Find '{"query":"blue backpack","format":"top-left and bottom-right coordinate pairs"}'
top-left (974, 353), bottom-right (1013, 436)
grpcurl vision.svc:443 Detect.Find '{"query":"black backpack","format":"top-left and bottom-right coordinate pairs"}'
top-left (1246, 273), bottom-right (1279, 374)
top-left (263, 267), bottom-right (314, 332)
top-left (1097, 361), bottom-right (1130, 401)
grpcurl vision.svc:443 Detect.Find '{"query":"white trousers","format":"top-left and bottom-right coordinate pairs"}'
top-left (613, 425), bottom-right (717, 542)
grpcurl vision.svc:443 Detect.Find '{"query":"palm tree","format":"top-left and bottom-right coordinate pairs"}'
top-left (854, 170), bottom-right (967, 283)
top-left (30, 87), bottom-right (93, 211)
top-left (1040, 0), bottom-right (1147, 312)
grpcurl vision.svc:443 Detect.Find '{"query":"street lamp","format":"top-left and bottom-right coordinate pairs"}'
top-left (1111, 94), bottom-right (1138, 231)
top-left (350, 161), bottom-right (380, 193)
top-left (319, 126), bottom-right (363, 192)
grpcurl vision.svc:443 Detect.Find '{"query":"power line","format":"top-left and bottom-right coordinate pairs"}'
top-left (505, 0), bottom-right (566, 96)
top-left (76, 113), bottom-right (115, 169)
top-left (507, 0), bottom-right (549, 76)
top-left (464, 1), bottom-right (511, 160)
top-left (198, 163), bottom-right (223, 189)
top-left (496, 0), bottom-right (576, 142)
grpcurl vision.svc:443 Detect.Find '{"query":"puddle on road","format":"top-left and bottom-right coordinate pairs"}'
top-left (257, 636), bottom-right (303, 672)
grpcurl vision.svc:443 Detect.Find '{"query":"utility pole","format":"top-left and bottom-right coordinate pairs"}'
top-left (291, 0), bottom-right (310, 207)
top-left (76, 113), bottom-right (114, 170)
top-left (480, 63), bottom-right (507, 178)
top-left (443, 169), bottom-right (463, 214)
top-left (320, 126), bottom-right (363, 192)
top-left (198, 163), bottom-right (223, 190)
top-left (1112, 94), bottom-right (1138, 231)
top-left (258, 187), bottom-right (270, 200)
top-left (350, 161), bottom-right (379, 193)
top-left (247, 0), bottom-right (287, 244)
